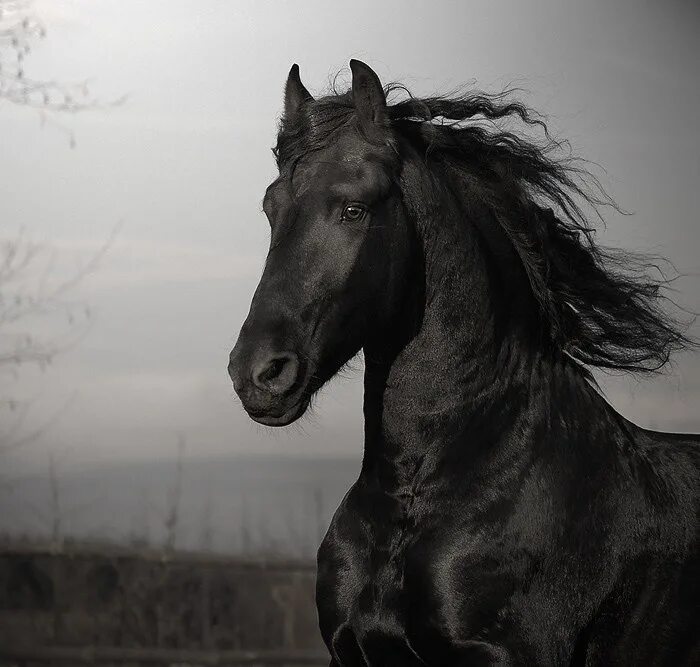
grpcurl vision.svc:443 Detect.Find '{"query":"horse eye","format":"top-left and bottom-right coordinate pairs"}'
top-left (341, 204), bottom-right (367, 222)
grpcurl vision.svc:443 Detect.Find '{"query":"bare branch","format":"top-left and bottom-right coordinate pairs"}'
top-left (164, 436), bottom-right (186, 553)
top-left (0, 0), bottom-right (125, 114)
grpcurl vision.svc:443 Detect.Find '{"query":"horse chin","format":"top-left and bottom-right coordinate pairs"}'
top-left (246, 396), bottom-right (310, 428)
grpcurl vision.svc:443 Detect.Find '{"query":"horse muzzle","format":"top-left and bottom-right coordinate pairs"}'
top-left (228, 341), bottom-right (310, 427)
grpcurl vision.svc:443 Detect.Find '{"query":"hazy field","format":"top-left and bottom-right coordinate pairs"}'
top-left (0, 455), bottom-right (359, 558)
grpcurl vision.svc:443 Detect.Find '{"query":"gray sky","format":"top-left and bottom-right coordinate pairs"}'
top-left (2, 0), bottom-right (699, 472)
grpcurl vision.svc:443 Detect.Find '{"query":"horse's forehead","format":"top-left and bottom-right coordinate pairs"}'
top-left (267, 133), bottom-right (394, 205)
top-left (302, 157), bottom-right (382, 183)
top-left (297, 144), bottom-right (392, 193)
top-left (263, 156), bottom-right (389, 212)
top-left (286, 162), bottom-right (388, 208)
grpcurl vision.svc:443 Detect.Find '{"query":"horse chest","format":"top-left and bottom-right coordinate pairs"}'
top-left (318, 482), bottom-right (500, 664)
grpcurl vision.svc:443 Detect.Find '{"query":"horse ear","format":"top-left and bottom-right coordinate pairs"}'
top-left (284, 64), bottom-right (313, 117)
top-left (350, 59), bottom-right (387, 128)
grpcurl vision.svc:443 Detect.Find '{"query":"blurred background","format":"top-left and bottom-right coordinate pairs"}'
top-left (0, 0), bottom-right (698, 663)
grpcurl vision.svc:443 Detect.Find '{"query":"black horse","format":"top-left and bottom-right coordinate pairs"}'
top-left (228, 60), bottom-right (699, 666)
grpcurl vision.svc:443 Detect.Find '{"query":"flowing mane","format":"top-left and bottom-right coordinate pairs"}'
top-left (274, 83), bottom-right (693, 374)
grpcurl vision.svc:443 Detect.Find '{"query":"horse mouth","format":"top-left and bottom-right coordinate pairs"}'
top-left (244, 396), bottom-right (310, 427)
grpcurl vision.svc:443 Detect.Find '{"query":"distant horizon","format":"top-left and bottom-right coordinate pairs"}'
top-left (1, 453), bottom-right (360, 557)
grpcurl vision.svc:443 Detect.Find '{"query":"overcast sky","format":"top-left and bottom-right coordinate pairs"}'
top-left (2, 0), bottom-right (699, 473)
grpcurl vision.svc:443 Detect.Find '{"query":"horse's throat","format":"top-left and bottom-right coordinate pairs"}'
top-left (362, 220), bottom-right (507, 464)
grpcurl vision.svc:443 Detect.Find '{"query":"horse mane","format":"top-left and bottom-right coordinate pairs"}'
top-left (273, 82), bottom-right (694, 374)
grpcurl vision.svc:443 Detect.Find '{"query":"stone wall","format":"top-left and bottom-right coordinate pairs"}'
top-left (0, 544), bottom-right (327, 663)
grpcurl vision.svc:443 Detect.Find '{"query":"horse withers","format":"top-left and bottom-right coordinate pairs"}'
top-left (228, 60), bottom-right (699, 666)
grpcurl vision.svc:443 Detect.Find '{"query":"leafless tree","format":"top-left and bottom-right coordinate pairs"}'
top-left (6, 449), bottom-right (69, 547)
top-left (164, 436), bottom-right (186, 553)
top-left (239, 493), bottom-right (252, 556)
top-left (0, 228), bottom-right (117, 456)
top-left (0, 0), bottom-right (125, 143)
top-left (313, 486), bottom-right (325, 552)
top-left (0, 0), bottom-right (124, 460)
top-left (47, 450), bottom-right (62, 550)
top-left (199, 482), bottom-right (215, 552)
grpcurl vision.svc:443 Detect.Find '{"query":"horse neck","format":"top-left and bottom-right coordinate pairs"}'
top-left (361, 179), bottom-right (574, 482)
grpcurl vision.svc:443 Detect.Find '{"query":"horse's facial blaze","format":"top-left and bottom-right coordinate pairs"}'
top-left (228, 132), bottom-right (407, 426)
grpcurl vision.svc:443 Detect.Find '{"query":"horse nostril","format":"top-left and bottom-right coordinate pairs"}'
top-left (258, 358), bottom-right (282, 383)
top-left (251, 352), bottom-right (300, 395)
